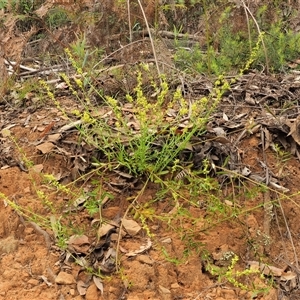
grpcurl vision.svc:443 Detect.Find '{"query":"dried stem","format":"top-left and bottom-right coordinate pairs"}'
top-left (136, 0), bottom-right (161, 79)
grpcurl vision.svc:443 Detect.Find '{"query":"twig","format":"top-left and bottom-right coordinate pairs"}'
top-left (260, 127), bottom-right (272, 254)
top-left (16, 210), bottom-right (52, 251)
top-left (115, 178), bottom-right (149, 272)
top-left (276, 193), bottom-right (299, 269)
top-left (127, 0), bottom-right (132, 42)
top-left (274, 198), bottom-right (300, 272)
top-left (240, 0), bottom-right (270, 74)
top-left (136, 0), bottom-right (161, 80)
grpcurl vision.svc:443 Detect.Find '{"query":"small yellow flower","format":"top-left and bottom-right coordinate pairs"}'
top-left (82, 111), bottom-right (93, 123)
top-left (179, 107), bottom-right (189, 116)
top-left (126, 94), bottom-right (134, 102)
top-left (72, 109), bottom-right (80, 116)
top-left (74, 78), bottom-right (83, 89)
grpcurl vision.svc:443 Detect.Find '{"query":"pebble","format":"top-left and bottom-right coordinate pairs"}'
top-left (137, 255), bottom-right (154, 265)
top-left (159, 285), bottom-right (171, 294)
top-left (27, 279), bottom-right (40, 286)
top-left (55, 271), bottom-right (76, 285)
top-left (171, 283), bottom-right (180, 289)
top-left (86, 283), bottom-right (99, 300)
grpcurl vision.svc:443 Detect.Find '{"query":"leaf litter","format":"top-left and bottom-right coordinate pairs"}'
top-left (2, 69), bottom-right (300, 298)
top-left (1, 7), bottom-right (300, 297)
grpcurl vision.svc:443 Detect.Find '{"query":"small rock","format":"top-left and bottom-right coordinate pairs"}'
top-left (160, 237), bottom-right (172, 244)
top-left (222, 289), bottom-right (236, 298)
top-left (27, 279), bottom-right (40, 286)
top-left (170, 283), bottom-right (180, 289)
top-left (159, 285), bottom-right (171, 294)
top-left (55, 271), bottom-right (76, 285)
top-left (137, 255), bottom-right (154, 265)
top-left (69, 288), bottom-right (76, 296)
top-left (86, 283), bottom-right (99, 300)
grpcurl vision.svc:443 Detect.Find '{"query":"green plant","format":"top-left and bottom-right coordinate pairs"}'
top-left (84, 188), bottom-right (114, 217)
top-left (66, 62), bottom-right (224, 179)
top-left (50, 216), bottom-right (69, 249)
top-left (161, 246), bottom-right (183, 265)
top-left (0, 0), bottom-right (8, 10)
top-left (174, 2), bottom-right (300, 74)
top-left (202, 251), bottom-right (267, 292)
top-left (45, 7), bottom-right (70, 30)
top-left (271, 143), bottom-right (291, 177)
top-left (11, 0), bottom-right (34, 14)
top-left (0, 192), bottom-right (51, 228)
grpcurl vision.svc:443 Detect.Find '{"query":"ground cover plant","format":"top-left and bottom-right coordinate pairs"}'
top-left (1, 1), bottom-right (300, 299)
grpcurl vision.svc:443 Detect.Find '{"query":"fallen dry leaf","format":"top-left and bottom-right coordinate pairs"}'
top-left (93, 276), bottom-right (104, 294)
top-left (77, 280), bottom-right (88, 296)
top-left (31, 164), bottom-right (44, 173)
top-left (287, 115), bottom-right (300, 145)
top-left (36, 142), bottom-right (55, 154)
top-left (97, 223), bottom-right (115, 238)
top-left (122, 218), bottom-right (141, 236)
top-left (248, 261), bottom-right (284, 277)
top-left (125, 238), bottom-right (152, 257)
top-left (47, 133), bottom-right (61, 142)
top-left (67, 235), bottom-right (90, 254)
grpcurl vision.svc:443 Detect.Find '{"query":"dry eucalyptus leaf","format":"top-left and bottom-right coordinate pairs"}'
top-left (159, 285), bottom-right (171, 294)
top-left (68, 234), bottom-right (89, 245)
top-left (93, 276), bottom-right (104, 294)
top-left (122, 218), bottom-right (141, 236)
top-left (73, 196), bottom-right (88, 208)
top-left (287, 115), bottom-right (300, 145)
top-left (213, 127), bottom-right (226, 136)
top-left (36, 142), bottom-right (55, 154)
top-left (245, 92), bottom-right (256, 105)
top-left (77, 280), bottom-right (88, 296)
top-left (263, 127), bottom-right (272, 150)
top-left (125, 238), bottom-right (152, 257)
top-left (47, 134), bottom-right (61, 142)
top-left (67, 235), bottom-right (90, 254)
top-left (223, 112), bottom-right (229, 121)
top-left (260, 264), bottom-right (284, 277)
top-left (31, 164), bottom-right (44, 173)
top-left (248, 261), bottom-right (284, 276)
top-left (213, 136), bottom-right (230, 144)
top-left (75, 257), bottom-right (89, 268)
top-left (98, 223), bottom-right (115, 238)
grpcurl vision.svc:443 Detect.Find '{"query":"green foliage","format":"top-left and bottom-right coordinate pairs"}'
top-left (61, 57), bottom-right (224, 178)
top-left (84, 189), bottom-right (114, 217)
top-left (174, 3), bottom-right (300, 74)
top-left (0, 0), bottom-right (8, 9)
top-left (11, 0), bottom-right (35, 14)
top-left (161, 246), bottom-right (183, 265)
top-left (202, 252), bottom-right (266, 292)
top-left (259, 24), bottom-right (300, 71)
top-left (271, 143), bottom-right (291, 169)
top-left (50, 216), bottom-right (69, 249)
top-left (45, 7), bottom-right (70, 30)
